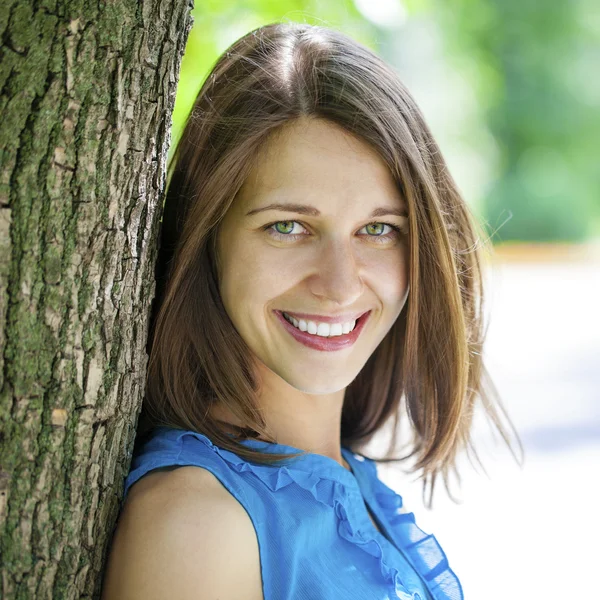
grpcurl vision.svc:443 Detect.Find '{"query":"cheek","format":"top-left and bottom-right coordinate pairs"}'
top-left (368, 248), bottom-right (408, 296)
top-left (219, 239), bottom-right (296, 309)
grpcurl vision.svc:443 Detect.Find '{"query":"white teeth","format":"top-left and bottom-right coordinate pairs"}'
top-left (282, 312), bottom-right (357, 337)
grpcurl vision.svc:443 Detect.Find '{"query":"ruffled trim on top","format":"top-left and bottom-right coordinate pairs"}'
top-left (333, 499), bottom-right (427, 600)
top-left (366, 461), bottom-right (464, 600)
top-left (172, 428), bottom-right (457, 600)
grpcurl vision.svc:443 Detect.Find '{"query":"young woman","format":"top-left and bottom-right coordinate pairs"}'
top-left (102, 21), bottom-right (519, 600)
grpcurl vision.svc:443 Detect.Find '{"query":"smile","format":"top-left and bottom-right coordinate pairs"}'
top-left (274, 310), bottom-right (371, 352)
top-left (282, 312), bottom-right (357, 337)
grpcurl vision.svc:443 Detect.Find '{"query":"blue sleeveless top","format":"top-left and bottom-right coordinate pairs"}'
top-left (123, 426), bottom-right (463, 600)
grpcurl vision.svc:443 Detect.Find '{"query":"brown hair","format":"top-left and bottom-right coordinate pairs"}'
top-left (140, 21), bottom-right (522, 505)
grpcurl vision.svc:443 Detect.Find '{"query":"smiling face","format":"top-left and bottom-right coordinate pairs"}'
top-left (215, 117), bottom-right (410, 396)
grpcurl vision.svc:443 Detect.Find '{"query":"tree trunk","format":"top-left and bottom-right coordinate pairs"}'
top-left (0, 0), bottom-right (193, 597)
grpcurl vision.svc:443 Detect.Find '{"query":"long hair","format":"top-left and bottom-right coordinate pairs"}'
top-left (140, 21), bottom-right (521, 505)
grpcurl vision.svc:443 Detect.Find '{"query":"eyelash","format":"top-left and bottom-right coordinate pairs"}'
top-left (262, 220), bottom-right (407, 244)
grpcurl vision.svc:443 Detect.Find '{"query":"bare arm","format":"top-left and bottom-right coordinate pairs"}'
top-left (101, 466), bottom-right (263, 600)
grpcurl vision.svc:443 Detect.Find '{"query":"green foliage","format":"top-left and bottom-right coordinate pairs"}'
top-left (434, 0), bottom-right (600, 242)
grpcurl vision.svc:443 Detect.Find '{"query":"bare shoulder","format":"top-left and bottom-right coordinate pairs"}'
top-left (101, 466), bottom-right (263, 600)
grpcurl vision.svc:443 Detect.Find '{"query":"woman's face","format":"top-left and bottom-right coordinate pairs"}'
top-left (216, 117), bottom-right (410, 395)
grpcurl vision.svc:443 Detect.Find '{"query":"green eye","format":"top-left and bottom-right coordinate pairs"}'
top-left (274, 222), bottom-right (295, 234)
top-left (263, 220), bottom-right (404, 244)
top-left (366, 223), bottom-right (385, 235)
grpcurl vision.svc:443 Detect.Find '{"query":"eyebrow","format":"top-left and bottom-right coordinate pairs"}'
top-left (245, 203), bottom-right (408, 219)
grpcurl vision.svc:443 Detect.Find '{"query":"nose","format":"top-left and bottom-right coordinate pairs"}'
top-left (308, 237), bottom-right (364, 307)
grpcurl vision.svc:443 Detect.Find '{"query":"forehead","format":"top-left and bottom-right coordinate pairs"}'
top-left (237, 118), bottom-right (405, 211)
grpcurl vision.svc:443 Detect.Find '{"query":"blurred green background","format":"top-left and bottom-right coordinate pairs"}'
top-left (169, 0), bottom-right (600, 244)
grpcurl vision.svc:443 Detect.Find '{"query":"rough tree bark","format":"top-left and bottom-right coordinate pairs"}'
top-left (0, 0), bottom-right (193, 597)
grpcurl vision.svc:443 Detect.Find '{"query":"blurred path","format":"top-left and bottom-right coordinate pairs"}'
top-left (366, 247), bottom-right (600, 600)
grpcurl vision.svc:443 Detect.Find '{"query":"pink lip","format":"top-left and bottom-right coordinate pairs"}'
top-left (274, 310), bottom-right (371, 352)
